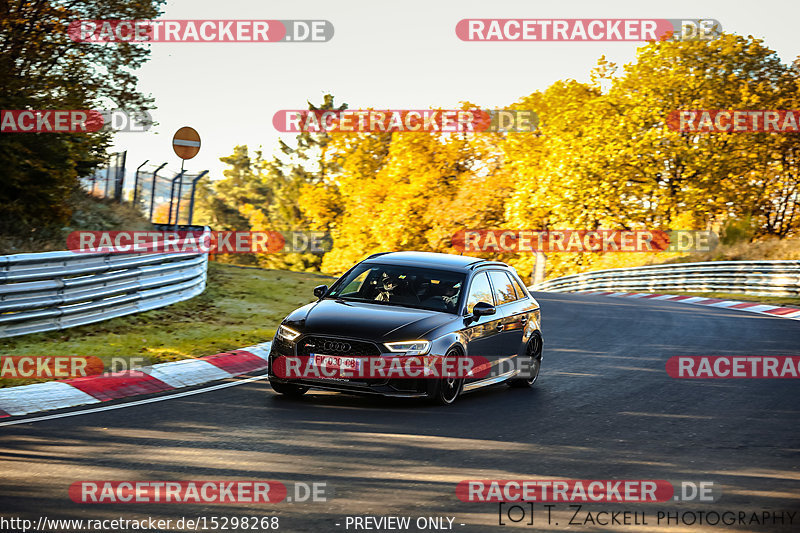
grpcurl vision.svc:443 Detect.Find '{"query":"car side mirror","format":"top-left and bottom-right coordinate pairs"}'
top-left (472, 301), bottom-right (496, 317)
top-left (313, 284), bottom-right (328, 299)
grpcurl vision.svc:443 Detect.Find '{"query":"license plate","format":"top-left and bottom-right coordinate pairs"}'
top-left (310, 353), bottom-right (362, 373)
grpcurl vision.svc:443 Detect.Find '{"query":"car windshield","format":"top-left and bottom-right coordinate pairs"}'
top-left (327, 263), bottom-right (466, 314)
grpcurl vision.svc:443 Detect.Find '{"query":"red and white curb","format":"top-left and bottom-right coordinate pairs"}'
top-left (576, 291), bottom-right (800, 321)
top-left (0, 342), bottom-right (272, 419)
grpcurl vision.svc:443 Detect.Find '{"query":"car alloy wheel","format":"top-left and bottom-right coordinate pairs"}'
top-left (434, 348), bottom-right (464, 405)
top-left (510, 333), bottom-right (542, 388)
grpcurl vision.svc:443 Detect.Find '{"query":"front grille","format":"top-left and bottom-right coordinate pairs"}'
top-left (297, 336), bottom-right (381, 357)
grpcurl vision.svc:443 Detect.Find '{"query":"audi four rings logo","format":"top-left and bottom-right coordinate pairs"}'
top-left (323, 341), bottom-right (351, 352)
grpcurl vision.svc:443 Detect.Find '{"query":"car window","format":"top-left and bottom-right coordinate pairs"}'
top-left (509, 275), bottom-right (528, 299)
top-left (489, 271), bottom-right (518, 305)
top-left (466, 272), bottom-right (494, 314)
top-left (340, 269), bottom-right (370, 296)
top-left (327, 263), bottom-right (465, 313)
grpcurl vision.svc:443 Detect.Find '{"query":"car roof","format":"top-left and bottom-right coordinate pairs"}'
top-left (361, 251), bottom-right (507, 272)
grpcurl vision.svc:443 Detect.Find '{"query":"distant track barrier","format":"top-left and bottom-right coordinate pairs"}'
top-left (531, 260), bottom-right (800, 297)
top-left (0, 226), bottom-right (209, 338)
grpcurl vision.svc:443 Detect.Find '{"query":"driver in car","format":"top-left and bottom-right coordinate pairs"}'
top-left (442, 282), bottom-right (461, 309)
top-left (375, 272), bottom-right (398, 301)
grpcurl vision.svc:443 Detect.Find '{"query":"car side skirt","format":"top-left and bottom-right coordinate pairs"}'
top-left (462, 369), bottom-right (518, 393)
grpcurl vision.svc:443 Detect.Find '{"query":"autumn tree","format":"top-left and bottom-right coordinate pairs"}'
top-left (310, 128), bottom-right (505, 273)
top-left (231, 34), bottom-right (799, 278)
top-left (600, 34), bottom-right (793, 231)
top-left (505, 35), bottom-right (800, 277)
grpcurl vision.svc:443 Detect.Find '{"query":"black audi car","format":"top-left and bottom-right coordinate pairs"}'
top-left (267, 251), bottom-right (542, 404)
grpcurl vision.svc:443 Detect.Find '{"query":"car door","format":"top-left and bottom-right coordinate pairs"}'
top-left (486, 270), bottom-right (524, 366)
top-left (461, 271), bottom-right (504, 382)
top-left (496, 270), bottom-right (539, 362)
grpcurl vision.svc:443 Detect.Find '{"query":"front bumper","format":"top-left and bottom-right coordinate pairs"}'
top-left (267, 336), bottom-right (435, 398)
top-left (268, 375), bottom-right (430, 398)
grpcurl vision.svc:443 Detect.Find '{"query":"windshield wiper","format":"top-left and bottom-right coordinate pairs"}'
top-left (333, 297), bottom-right (446, 313)
top-left (334, 296), bottom-right (391, 306)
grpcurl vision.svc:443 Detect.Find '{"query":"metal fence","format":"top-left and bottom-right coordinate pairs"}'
top-left (531, 260), bottom-right (800, 296)
top-left (0, 226), bottom-right (209, 338)
top-left (132, 164), bottom-right (208, 225)
top-left (81, 151), bottom-right (127, 202)
top-left (81, 153), bottom-right (208, 226)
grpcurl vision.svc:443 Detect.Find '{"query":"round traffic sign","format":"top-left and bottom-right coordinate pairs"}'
top-left (172, 126), bottom-right (201, 160)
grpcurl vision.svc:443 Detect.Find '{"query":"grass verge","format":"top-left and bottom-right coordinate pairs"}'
top-left (0, 262), bottom-right (332, 388)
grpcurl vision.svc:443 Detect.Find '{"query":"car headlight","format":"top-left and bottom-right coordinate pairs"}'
top-left (385, 340), bottom-right (430, 356)
top-left (277, 324), bottom-right (301, 342)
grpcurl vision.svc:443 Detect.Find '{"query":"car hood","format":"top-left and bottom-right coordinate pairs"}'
top-left (284, 298), bottom-right (457, 342)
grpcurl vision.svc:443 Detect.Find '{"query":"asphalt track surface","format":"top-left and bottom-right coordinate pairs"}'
top-left (1, 293), bottom-right (799, 532)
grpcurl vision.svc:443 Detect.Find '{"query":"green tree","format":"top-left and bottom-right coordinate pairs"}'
top-left (198, 96), bottom-right (349, 270)
top-left (0, 0), bottom-right (165, 231)
top-left (255, 94), bottom-right (347, 271)
top-left (193, 145), bottom-right (265, 232)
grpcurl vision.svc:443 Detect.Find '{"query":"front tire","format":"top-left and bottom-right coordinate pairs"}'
top-left (270, 380), bottom-right (309, 397)
top-left (429, 348), bottom-right (464, 405)
top-left (509, 333), bottom-right (542, 388)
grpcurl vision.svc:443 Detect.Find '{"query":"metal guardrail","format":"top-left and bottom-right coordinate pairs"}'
top-left (531, 260), bottom-right (800, 297)
top-left (0, 227), bottom-right (209, 338)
